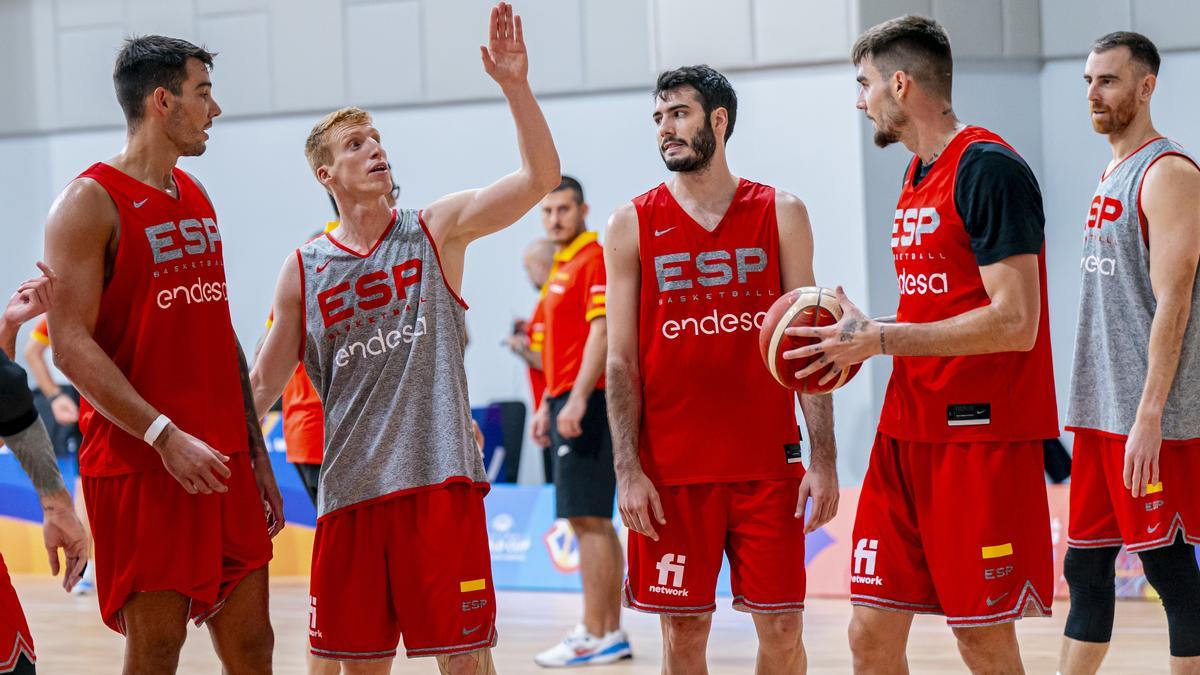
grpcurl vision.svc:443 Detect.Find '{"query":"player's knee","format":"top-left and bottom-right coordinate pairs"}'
top-left (127, 623), bottom-right (187, 671)
top-left (662, 615), bottom-right (710, 652)
top-left (848, 614), bottom-right (899, 664)
top-left (952, 624), bottom-right (1018, 669)
top-left (1063, 546), bottom-right (1118, 643)
top-left (755, 612), bottom-right (803, 654)
top-left (1139, 537), bottom-right (1200, 658)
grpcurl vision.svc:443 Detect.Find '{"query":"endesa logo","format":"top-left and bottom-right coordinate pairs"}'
top-left (1086, 195), bottom-right (1123, 229)
top-left (318, 259), bottom-right (422, 328)
top-left (157, 277), bottom-right (227, 309)
top-left (662, 310), bottom-right (767, 340)
top-left (1080, 255), bottom-right (1116, 276)
top-left (891, 207), bottom-right (940, 248)
top-left (896, 268), bottom-right (948, 296)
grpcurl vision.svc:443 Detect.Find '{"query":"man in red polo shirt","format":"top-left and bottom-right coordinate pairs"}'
top-left (532, 177), bottom-right (630, 667)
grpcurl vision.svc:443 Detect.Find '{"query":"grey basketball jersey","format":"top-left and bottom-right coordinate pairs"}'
top-left (1067, 138), bottom-right (1200, 440)
top-left (298, 208), bottom-right (485, 516)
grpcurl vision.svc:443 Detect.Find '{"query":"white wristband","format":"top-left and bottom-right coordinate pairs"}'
top-left (143, 414), bottom-right (171, 446)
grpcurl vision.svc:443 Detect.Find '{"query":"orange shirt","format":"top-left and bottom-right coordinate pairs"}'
top-left (542, 231), bottom-right (606, 398)
top-left (527, 298), bottom-right (547, 410)
top-left (30, 317), bottom-right (50, 346)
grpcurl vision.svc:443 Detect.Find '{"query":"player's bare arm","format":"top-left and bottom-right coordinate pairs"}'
top-left (250, 253), bottom-right (305, 418)
top-left (233, 343), bottom-right (285, 537)
top-left (422, 1), bottom-right (560, 290)
top-left (1123, 155), bottom-right (1200, 497)
top-left (45, 179), bottom-right (233, 495)
top-left (604, 203), bottom-right (664, 542)
top-left (785, 253), bottom-right (1042, 382)
top-left (776, 191), bottom-right (839, 534)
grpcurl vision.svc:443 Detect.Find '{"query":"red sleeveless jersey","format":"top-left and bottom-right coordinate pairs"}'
top-left (75, 163), bottom-right (249, 476)
top-left (878, 127), bottom-right (1058, 442)
top-left (634, 179), bottom-right (800, 486)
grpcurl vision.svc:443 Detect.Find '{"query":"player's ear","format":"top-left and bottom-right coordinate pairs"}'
top-left (315, 166), bottom-right (333, 189)
top-left (710, 107), bottom-right (728, 138)
top-left (150, 87), bottom-right (172, 117)
top-left (891, 70), bottom-right (908, 101)
top-left (1140, 72), bottom-right (1157, 101)
top-left (579, 202), bottom-right (590, 220)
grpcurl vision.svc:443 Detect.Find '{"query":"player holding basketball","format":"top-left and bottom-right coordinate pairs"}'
top-left (250, 3), bottom-right (558, 673)
top-left (43, 36), bottom-right (282, 674)
top-left (606, 65), bottom-right (838, 674)
top-left (1, 264), bottom-right (90, 675)
top-left (1059, 32), bottom-right (1200, 674)
top-left (786, 16), bottom-right (1058, 673)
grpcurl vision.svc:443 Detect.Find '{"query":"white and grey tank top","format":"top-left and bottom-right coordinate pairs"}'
top-left (1067, 138), bottom-right (1200, 440)
top-left (298, 208), bottom-right (485, 517)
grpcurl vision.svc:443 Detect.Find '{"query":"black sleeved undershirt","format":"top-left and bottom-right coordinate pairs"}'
top-left (911, 142), bottom-right (1046, 266)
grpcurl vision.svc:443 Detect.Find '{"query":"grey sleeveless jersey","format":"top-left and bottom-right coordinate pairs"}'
top-left (298, 208), bottom-right (485, 516)
top-left (1067, 138), bottom-right (1200, 440)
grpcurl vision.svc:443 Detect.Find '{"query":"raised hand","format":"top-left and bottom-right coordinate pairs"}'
top-left (480, 2), bottom-right (528, 89)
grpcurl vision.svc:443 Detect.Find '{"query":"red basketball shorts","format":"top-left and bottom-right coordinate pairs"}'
top-left (308, 482), bottom-right (497, 661)
top-left (0, 552), bottom-right (35, 673)
top-left (83, 452), bottom-right (273, 634)
top-left (849, 433), bottom-right (1053, 627)
top-left (1068, 429), bottom-right (1200, 553)
top-left (624, 478), bottom-right (806, 615)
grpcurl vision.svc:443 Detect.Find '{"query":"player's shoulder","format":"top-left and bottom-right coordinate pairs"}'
top-left (48, 174), bottom-right (118, 229)
top-left (1141, 152), bottom-right (1200, 202)
top-left (961, 141), bottom-right (1032, 175)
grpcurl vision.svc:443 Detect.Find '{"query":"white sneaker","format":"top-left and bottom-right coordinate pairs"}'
top-left (71, 561), bottom-right (96, 596)
top-left (535, 624), bottom-right (631, 667)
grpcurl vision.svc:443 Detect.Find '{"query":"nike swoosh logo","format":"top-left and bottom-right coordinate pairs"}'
top-left (985, 592), bottom-right (1009, 607)
top-left (654, 227), bottom-right (677, 237)
top-left (1147, 523), bottom-right (1161, 534)
top-left (133, 198), bottom-right (149, 208)
top-left (315, 261), bottom-right (330, 273)
top-left (462, 624), bottom-right (481, 636)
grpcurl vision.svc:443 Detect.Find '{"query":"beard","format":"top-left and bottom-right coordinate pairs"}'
top-left (660, 121), bottom-right (717, 173)
top-left (871, 104), bottom-right (907, 148)
top-left (167, 107), bottom-right (208, 157)
top-left (1091, 92), bottom-right (1138, 135)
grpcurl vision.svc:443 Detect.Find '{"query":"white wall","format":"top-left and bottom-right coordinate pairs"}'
top-left (0, 63), bottom-right (871, 482)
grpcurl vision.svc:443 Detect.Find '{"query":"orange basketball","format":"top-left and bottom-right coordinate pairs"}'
top-left (758, 286), bottom-right (862, 393)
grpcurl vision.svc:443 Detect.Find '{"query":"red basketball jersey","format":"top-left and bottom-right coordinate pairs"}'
top-left (634, 179), bottom-right (801, 486)
top-left (75, 163), bottom-right (249, 476)
top-left (878, 127), bottom-right (1058, 442)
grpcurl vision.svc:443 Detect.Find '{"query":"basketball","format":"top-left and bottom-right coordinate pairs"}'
top-left (759, 286), bottom-right (862, 393)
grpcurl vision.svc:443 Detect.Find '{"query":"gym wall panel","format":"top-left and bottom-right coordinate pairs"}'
top-left (932, 0), bottom-right (1004, 58)
top-left (55, 25), bottom-right (127, 128)
top-left (126, 0), bottom-right (197, 43)
top-left (196, 12), bottom-right (273, 116)
top-left (345, 1), bottom-right (424, 106)
top-left (55, 0), bottom-right (124, 29)
top-left (423, 0), bottom-right (500, 101)
top-left (196, 0), bottom-right (268, 14)
top-left (0, 1), bottom-right (39, 133)
top-left (1041, 0), bottom-right (1130, 58)
top-left (856, 0), bottom-right (931, 32)
top-left (516, 0), bottom-right (585, 94)
top-left (268, 0), bottom-right (346, 111)
top-left (654, 0), bottom-right (754, 69)
top-left (581, 0), bottom-right (655, 89)
top-left (1132, 0), bottom-right (1200, 51)
top-left (752, 0), bottom-right (853, 65)
top-left (1003, 0), bottom-right (1042, 58)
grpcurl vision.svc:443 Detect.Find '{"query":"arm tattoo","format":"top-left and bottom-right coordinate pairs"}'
top-left (880, 325), bottom-right (887, 355)
top-left (235, 343), bottom-right (270, 461)
top-left (4, 421), bottom-right (66, 497)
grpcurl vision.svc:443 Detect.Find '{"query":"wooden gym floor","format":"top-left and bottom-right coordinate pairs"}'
top-left (16, 576), bottom-right (1170, 673)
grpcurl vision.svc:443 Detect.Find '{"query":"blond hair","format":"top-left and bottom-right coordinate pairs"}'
top-left (305, 106), bottom-right (373, 173)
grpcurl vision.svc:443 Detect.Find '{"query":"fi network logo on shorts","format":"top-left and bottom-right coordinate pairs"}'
top-left (308, 596), bottom-right (324, 639)
top-left (851, 538), bottom-right (883, 586)
top-left (649, 553), bottom-right (688, 597)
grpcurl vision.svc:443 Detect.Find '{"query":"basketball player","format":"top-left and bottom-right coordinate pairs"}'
top-left (23, 317), bottom-right (96, 596)
top-left (42, 36), bottom-right (282, 674)
top-left (606, 65), bottom-right (838, 673)
top-left (249, 3), bottom-right (559, 673)
top-left (785, 16), bottom-right (1058, 673)
top-left (1, 265), bottom-right (92, 675)
top-left (1059, 32), bottom-right (1200, 674)
top-left (532, 176), bottom-right (631, 667)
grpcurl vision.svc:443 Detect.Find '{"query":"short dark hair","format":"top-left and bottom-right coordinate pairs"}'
top-left (654, 65), bottom-right (738, 141)
top-left (1091, 31), bottom-right (1161, 76)
top-left (114, 35), bottom-right (216, 128)
top-left (552, 175), bottom-right (585, 204)
top-left (852, 15), bottom-right (953, 100)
